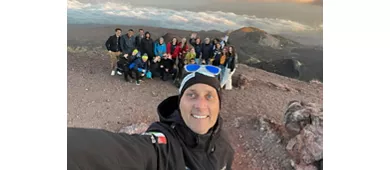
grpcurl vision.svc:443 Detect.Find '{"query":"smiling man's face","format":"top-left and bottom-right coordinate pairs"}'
top-left (179, 83), bottom-right (220, 134)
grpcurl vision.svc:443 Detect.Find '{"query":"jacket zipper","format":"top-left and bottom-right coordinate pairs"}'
top-left (206, 134), bottom-right (216, 170)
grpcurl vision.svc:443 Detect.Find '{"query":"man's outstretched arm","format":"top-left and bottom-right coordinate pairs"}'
top-left (68, 128), bottom-right (159, 170)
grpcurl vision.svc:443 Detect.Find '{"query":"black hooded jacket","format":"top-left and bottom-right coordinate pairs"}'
top-left (140, 32), bottom-right (154, 56)
top-left (135, 34), bottom-right (145, 50)
top-left (67, 95), bottom-right (234, 170)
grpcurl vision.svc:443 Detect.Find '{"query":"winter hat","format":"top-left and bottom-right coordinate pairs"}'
top-left (132, 49), bottom-right (139, 55)
top-left (142, 54), bottom-right (148, 60)
top-left (179, 72), bottom-right (221, 108)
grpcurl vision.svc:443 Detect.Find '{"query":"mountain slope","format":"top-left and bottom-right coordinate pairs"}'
top-left (228, 26), bottom-right (322, 81)
top-left (67, 45), bottom-right (322, 169)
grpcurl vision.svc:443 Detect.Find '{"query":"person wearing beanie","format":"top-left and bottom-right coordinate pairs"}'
top-left (125, 53), bottom-right (149, 85)
top-left (132, 49), bottom-right (139, 57)
top-left (68, 70), bottom-right (234, 170)
top-left (116, 48), bottom-right (141, 76)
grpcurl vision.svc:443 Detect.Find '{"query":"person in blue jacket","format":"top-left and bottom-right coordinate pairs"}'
top-left (125, 54), bottom-right (149, 85)
top-left (154, 37), bottom-right (167, 58)
top-left (117, 49), bottom-right (141, 76)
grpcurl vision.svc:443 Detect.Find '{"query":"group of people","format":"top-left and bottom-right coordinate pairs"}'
top-left (69, 27), bottom-right (241, 170)
top-left (105, 28), bottom-right (237, 89)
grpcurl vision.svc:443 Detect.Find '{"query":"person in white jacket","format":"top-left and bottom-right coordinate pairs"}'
top-left (220, 35), bottom-right (229, 49)
top-left (220, 46), bottom-right (237, 90)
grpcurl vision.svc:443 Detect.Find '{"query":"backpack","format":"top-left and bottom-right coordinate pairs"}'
top-left (146, 71), bottom-right (152, 79)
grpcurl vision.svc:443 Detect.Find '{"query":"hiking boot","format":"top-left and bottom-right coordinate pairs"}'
top-left (111, 70), bottom-right (116, 76)
top-left (136, 80), bottom-right (140, 85)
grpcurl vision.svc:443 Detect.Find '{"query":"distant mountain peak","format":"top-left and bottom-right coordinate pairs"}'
top-left (237, 27), bottom-right (267, 34)
top-left (229, 26), bottom-right (301, 50)
top-left (162, 33), bottom-right (181, 42)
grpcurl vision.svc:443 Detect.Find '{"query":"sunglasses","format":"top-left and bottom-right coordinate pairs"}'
top-left (184, 64), bottom-right (221, 76)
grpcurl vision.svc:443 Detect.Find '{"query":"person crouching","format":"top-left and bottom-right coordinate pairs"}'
top-left (117, 49), bottom-right (140, 76)
top-left (126, 54), bottom-right (149, 85)
top-left (159, 53), bottom-right (176, 81)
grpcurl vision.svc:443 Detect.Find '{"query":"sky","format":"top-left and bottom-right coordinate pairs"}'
top-left (68, 0), bottom-right (323, 44)
top-left (74, 0), bottom-right (322, 26)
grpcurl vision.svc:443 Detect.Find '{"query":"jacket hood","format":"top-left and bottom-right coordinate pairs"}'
top-left (157, 95), bottom-right (223, 150)
top-left (145, 32), bottom-right (151, 38)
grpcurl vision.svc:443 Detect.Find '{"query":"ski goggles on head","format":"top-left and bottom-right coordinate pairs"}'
top-left (184, 64), bottom-right (221, 76)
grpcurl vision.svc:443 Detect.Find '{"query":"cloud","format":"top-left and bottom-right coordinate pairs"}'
top-left (67, 0), bottom-right (91, 9)
top-left (67, 0), bottom-right (321, 34)
top-left (169, 15), bottom-right (189, 23)
top-left (102, 2), bottom-right (131, 11)
top-left (218, 0), bottom-right (323, 6)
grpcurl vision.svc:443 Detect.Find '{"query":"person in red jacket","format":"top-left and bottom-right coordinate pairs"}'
top-left (179, 37), bottom-right (189, 57)
top-left (174, 37), bottom-right (189, 83)
top-left (167, 37), bottom-right (181, 60)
